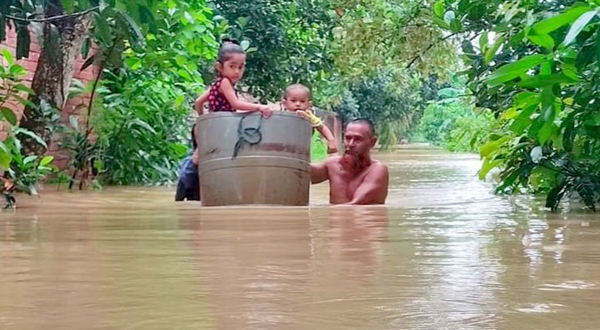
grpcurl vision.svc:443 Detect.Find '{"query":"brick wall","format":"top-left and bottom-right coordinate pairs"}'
top-left (1, 27), bottom-right (99, 168)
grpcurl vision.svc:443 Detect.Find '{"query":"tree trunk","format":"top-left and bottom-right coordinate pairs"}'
top-left (19, 0), bottom-right (93, 155)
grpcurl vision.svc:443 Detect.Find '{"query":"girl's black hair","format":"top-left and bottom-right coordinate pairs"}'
top-left (217, 37), bottom-right (245, 63)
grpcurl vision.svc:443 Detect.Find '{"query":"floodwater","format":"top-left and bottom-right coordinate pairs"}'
top-left (1, 146), bottom-right (600, 330)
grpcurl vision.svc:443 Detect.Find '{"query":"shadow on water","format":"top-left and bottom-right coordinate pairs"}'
top-left (1, 146), bottom-right (600, 329)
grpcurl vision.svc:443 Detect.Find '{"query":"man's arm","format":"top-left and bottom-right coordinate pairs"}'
top-left (346, 163), bottom-right (389, 205)
top-left (311, 160), bottom-right (330, 184)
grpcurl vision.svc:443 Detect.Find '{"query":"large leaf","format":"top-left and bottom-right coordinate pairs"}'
top-left (517, 74), bottom-right (578, 88)
top-left (1, 107), bottom-right (18, 125)
top-left (0, 146), bottom-right (11, 170)
top-left (563, 10), bottom-right (597, 45)
top-left (532, 5), bottom-right (590, 34)
top-left (1, 47), bottom-right (14, 64)
top-left (40, 155), bottom-right (54, 166)
top-left (485, 54), bottom-right (547, 86)
top-left (14, 128), bottom-right (48, 149)
top-left (528, 31), bottom-right (555, 50)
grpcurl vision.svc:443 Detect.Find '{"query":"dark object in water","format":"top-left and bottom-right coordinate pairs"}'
top-left (1, 176), bottom-right (16, 209)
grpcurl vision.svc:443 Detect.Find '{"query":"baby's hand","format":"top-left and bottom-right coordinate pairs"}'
top-left (327, 141), bottom-right (338, 154)
top-left (259, 105), bottom-right (273, 118)
top-left (298, 110), bottom-right (322, 126)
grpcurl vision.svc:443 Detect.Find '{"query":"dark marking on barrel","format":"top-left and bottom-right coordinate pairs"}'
top-left (253, 143), bottom-right (310, 158)
top-left (204, 148), bottom-right (220, 156)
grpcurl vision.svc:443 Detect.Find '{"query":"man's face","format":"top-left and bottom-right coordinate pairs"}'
top-left (343, 123), bottom-right (376, 156)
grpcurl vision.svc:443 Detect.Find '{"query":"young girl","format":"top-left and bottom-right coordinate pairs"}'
top-left (194, 38), bottom-right (273, 118)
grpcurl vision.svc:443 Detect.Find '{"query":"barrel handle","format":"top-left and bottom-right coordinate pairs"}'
top-left (232, 113), bottom-right (263, 160)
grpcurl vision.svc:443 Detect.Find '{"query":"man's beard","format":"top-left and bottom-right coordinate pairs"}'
top-left (342, 150), bottom-right (365, 173)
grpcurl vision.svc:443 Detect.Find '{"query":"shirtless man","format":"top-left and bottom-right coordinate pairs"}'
top-left (310, 118), bottom-right (389, 205)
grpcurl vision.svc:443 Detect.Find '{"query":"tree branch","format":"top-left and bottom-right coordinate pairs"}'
top-left (406, 32), bottom-right (458, 69)
top-left (5, 7), bottom-right (99, 23)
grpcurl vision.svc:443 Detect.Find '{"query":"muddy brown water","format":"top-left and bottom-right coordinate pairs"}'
top-left (1, 146), bottom-right (599, 329)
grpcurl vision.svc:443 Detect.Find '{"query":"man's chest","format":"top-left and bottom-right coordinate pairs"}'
top-left (329, 169), bottom-right (368, 198)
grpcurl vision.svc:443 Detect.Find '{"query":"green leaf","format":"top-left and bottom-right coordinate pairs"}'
top-left (517, 74), bottom-right (578, 88)
top-left (23, 155), bottom-right (37, 165)
top-left (485, 34), bottom-right (505, 63)
top-left (533, 5), bottom-right (590, 34)
top-left (1, 47), bottom-right (14, 64)
top-left (564, 10), bottom-right (597, 45)
top-left (478, 157), bottom-right (502, 180)
top-left (61, 0), bottom-right (75, 13)
top-left (485, 54), bottom-right (547, 86)
top-left (9, 63), bottom-right (26, 76)
top-left (14, 84), bottom-right (35, 95)
top-left (434, 0), bottom-right (445, 17)
top-left (433, 16), bottom-right (450, 29)
top-left (130, 118), bottom-right (156, 134)
top-left (527, 32), bottom-right (555, 50)
top-left (174, 94), bottom-right (185, 108)
top-left (81, 54), bottom-right (97, 72)
top-left (14, 128), bottom-right (47, 148)
top-left (124, 57), bottom-right (142, 70)
top-left (509, 104), bottom-right (537, 134)
top-left (0, 148), bottom-right (11, 171)
top-left (40, 155), bottom-right (54, 166)
top-left (118, 11), bottom-right (145, 47)
top-left (1, 107), bottom-right (17, 125)
top-left (480, 135), bottom-right (510, 158)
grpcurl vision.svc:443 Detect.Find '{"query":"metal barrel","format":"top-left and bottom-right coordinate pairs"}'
top-left (195, 111), bottom-right (312, 206)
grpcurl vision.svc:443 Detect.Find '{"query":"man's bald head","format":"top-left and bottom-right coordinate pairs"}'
top-left (346, 118), bottom-right (376, 137)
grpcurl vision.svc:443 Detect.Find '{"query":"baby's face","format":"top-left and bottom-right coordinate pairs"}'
top-left (283, 89), bottom-right (311, 112)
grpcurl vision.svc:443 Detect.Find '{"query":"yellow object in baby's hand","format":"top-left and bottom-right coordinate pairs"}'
top-left (301, 110), bottom-right (322, 127)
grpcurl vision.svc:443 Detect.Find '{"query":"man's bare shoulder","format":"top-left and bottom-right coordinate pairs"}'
top-left (323, 155), bottom-right (343, 164)
top-left (369, 159), bottom-right (387, 168)
top-left (368, 159), bottom-right (389, 176)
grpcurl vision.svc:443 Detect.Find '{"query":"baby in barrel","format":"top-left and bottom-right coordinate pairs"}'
top-left (282, 84), bottom-right (338, 154)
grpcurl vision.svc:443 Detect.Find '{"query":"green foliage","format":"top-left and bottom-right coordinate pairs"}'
top-left (1, 49), bottom-right (34, 170)
top-left (0, 51), bottom-right (55, 208)
top-left (334, 69), bottom-right (424, 148)
top-left (209, 0), bottom-right (335, 102)
top-left (329, 0), bottom-right (458, 78)
top-left (412, 77), bottom-right (496, 152)
top-left (91, 2), bottom-right (217, 185)
top-left (311, 132), bottom-right (328, 162)
top-left (4, 128), bottom-right (55, 197)
top-left (439, 0), bottom-right (600, 210)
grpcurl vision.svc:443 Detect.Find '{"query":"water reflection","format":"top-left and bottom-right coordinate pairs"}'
top-left (1, 147), bottom-right (600, 329)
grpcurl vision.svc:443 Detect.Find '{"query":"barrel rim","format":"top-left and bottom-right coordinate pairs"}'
top-left (197, 110), bottom-right (306, 122)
